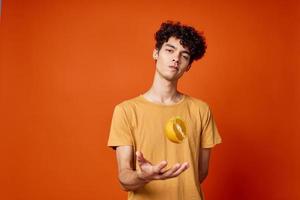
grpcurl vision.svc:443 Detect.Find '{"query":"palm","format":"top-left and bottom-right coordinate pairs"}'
top-left (140, 161), bottom-right (154, 172)
top-left (137, 154), bottom-right (162, 178)
top-left (136, 151), bottom-right (189, 181)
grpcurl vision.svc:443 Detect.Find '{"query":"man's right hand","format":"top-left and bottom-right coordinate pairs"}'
top-left (116, 146), bottom-right (189, 191)
top-left (136, 151), bottom-right (189, 182)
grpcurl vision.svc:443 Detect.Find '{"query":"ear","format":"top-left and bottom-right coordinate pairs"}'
top-left (153, 49), bottom-right (158, 60)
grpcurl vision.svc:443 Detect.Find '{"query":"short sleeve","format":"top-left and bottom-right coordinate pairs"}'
top-left (107, 105), bottom-right (133, 149)
top-left (201, 106), bottom-right (222, 148)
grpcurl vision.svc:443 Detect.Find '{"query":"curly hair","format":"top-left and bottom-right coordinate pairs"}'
top-left (155, 21), bottom-right (207, 64)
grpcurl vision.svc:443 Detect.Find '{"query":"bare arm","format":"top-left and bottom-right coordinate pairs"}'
top-left (116, 146), bottom-right (189, 191)
top-left (198, 148), bottom-right (211, 184)
top-left (116, 146), bottom-right (149, 191)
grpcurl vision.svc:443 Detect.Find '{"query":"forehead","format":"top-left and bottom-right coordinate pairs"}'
top-left (163, 37), bottom-right (190, 52)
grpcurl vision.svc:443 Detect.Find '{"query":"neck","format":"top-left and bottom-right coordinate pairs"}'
top-left (143, 71), bottom-right (182, 104)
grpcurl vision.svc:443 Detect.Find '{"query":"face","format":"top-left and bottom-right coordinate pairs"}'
top-left (153, 37), bottom-right (191, 82)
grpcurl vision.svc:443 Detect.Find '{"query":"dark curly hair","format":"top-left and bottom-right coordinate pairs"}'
top-left (155, 21), bottom-right (207, 64)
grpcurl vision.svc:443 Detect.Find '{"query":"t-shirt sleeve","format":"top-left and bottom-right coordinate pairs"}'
top-left (201, 106), bottom-right (222, 148)
top-left (107, 105), bottom-right (133, 149)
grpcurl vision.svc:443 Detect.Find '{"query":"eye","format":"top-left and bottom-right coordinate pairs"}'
top-left (182, 55), bottom-right (190, 60)
top-left (166, 49), bottom-right (173, 53)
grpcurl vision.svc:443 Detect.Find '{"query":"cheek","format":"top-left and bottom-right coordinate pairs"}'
top-left (181, 57), bottom-right (190, 64)
top-left (157, 55), bottom-right (169, 66)
top-left (179, 64), bottom-right (190, 73)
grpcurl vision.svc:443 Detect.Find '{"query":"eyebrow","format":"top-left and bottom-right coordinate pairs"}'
top-left (165, 44), bottom-right (191, 55)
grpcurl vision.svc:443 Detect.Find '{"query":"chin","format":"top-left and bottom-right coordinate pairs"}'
top-left (164, 76), bottom-right (179, 82)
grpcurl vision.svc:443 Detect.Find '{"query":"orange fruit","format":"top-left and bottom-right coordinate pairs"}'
top-left (165, 116), bottom-right (187, 143)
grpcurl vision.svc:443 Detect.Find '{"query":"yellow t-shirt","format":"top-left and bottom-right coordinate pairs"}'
top-left (107, 94), bottom-right (222, 200)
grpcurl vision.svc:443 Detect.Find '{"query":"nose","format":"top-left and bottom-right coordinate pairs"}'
top-left (172, 53), bottom-right (180, 63)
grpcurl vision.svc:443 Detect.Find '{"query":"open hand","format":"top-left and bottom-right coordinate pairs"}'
top-left (136, 151), bottom-right (189, 182)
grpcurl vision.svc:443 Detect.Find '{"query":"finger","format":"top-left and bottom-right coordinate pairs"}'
top-left (153, 160), bottom-right (168, 174)
top-left (136, 151), bottom-right (145, 162)
top-left (168, 162), bottom-right (189, 178)
top-left (136, 151), bottom-right (151, 165)
top-left (136, 151), bottom-right (142, 161)
top-left (159, 162), bottom-right (178, 174)
top-left (159, 163), bottom-right (181, 179)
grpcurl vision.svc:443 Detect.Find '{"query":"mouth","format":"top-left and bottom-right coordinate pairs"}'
top-left (169, 65), bottom-right (179, 71)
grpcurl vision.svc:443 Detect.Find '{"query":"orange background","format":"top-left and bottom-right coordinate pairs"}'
top-left (1, 0), bottom-right (299, 199)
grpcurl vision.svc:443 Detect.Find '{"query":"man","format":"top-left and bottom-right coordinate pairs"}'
top-left (107, 21), bottom-right (222, 200)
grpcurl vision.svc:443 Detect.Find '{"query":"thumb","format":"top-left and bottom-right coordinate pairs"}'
top-left (136, 151), bottom-right (149, 164)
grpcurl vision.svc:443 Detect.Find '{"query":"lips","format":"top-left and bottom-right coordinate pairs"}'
top-left (169, 65), bottom-right (179, 71)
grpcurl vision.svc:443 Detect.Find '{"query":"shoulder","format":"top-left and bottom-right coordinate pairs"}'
top-left (185, 95), bottom-right (211, 111)
top-left (114, 95), bottom-right (143, 111)
top-left (185, 95), bottom-right (215, 122)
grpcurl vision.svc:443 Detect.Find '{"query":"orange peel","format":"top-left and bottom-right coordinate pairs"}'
top-left (165, 116), bottom-right (187, 143)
